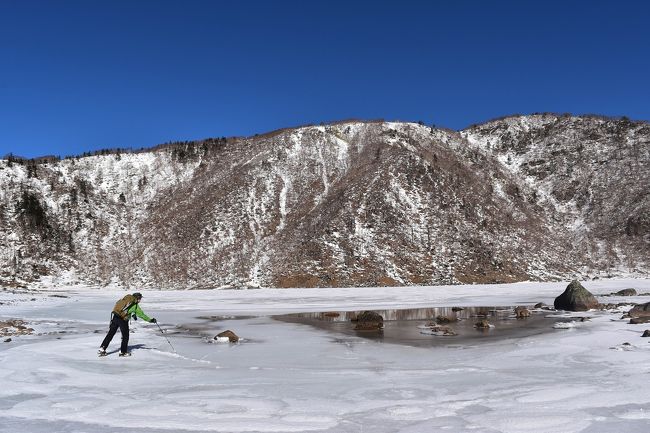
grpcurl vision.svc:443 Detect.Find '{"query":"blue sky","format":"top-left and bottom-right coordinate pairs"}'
top-left (1, 0), bottom-right (649, 158)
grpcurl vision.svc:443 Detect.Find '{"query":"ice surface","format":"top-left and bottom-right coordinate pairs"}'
top-left (1, 279), bottom-right (650, 432)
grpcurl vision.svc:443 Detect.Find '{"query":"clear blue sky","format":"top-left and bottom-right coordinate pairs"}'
top-left (2, 0), bottom-right (649, 158)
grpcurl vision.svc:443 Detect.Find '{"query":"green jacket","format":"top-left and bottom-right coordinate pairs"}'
top-left (112, 294), bottom-right (153, 322)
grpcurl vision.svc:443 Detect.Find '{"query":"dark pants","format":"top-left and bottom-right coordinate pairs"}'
top-left (100, 313), bottom-right (129, 354)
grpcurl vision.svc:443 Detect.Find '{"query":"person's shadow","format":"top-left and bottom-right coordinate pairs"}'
top-left (105, 343), bottom-right (148, 356)
top-left (128, 343), bottom-right (148, 352)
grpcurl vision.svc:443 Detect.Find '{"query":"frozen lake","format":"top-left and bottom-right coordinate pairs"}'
top-left (1, 279), bottom-right (650, 433)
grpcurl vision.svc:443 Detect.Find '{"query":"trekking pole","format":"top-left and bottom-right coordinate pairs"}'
top-left (155, 322), bottom-right (176, 353)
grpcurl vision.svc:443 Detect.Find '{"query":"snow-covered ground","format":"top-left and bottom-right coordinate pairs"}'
top-left (1, 279), bottom-right (650, 433)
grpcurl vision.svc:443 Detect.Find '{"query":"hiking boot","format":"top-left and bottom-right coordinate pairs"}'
top-left (98, 348), bottom-right (107, 356)
top-left (119, 352), bottom-right (131, 357)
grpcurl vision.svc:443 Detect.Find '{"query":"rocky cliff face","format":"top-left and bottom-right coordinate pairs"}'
top-left (462, 114), bottom-right (650, 276)
top-left (1, 115), bottom-right (648, 289)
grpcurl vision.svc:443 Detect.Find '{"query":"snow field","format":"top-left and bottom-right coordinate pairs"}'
top-left (1, 279), bottom-right (650, 433)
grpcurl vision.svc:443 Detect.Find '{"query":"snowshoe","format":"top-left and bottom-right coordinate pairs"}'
top-left (98, 348), bottom-right (107, 357)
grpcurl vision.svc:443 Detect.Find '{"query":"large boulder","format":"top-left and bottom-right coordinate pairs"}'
top-left (629, 302), bottom-right (650, 319)
top-left (354, 311), bottom-right (384, 330)
top-left (554, 280), bottom-right (599, 311)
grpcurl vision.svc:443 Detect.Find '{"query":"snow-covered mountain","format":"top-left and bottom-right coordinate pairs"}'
top-left (462, 114), bottom-right (650, 277)
top-left (1, 115), bottom-right (648, 289)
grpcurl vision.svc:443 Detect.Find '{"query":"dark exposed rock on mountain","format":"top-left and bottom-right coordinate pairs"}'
top-left (554, 280), bottom-right (600, 311)
top-left (1, 114), bottom-right (648, 289)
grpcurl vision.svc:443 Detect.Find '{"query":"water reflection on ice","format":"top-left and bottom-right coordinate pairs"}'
top-left (276, 306), bottom-right (565, 347)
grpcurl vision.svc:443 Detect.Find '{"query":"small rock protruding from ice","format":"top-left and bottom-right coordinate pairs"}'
top-left (515, 306), bottom-right (531, 318)
top-left (641, 330), bottom-right (650, 338)
top-left (435, 315), bottom-right (458, 324)
top-left (353, 311), bottom-right (384, 330)
top-left (629, 317), bottom-right (650, 324)
top-left (474, 319), bottom-right (493, 330)
top-left (628, 302), bottom-right (650, 319)
top-left (214, 330), bottom-right (239, 343)
top-left (0, 319), bottom-right (34, 337)
top-left (419, 325), bottom-right (457, 336)
top-left (614, 288), bottom-right (637, 296)
top-left (610, 342), bottom-right (634, 351)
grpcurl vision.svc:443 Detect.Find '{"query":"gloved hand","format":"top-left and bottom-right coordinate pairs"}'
top-left (150, 318), bottom-right (157, 324)
top-left (132, 314), bottom-right (137, 321)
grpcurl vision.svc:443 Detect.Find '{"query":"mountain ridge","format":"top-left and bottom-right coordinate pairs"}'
top-left (1, 115), bottom-right (648, 289)
top-left (6, 113), bottom-right (647, 162)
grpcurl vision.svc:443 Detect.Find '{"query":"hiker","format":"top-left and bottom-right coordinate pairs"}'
top-left (98, 292), bottom-right (156, 357)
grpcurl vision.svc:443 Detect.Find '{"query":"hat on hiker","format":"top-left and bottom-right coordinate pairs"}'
top-left (133, 292), bottom-right (143, 299)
